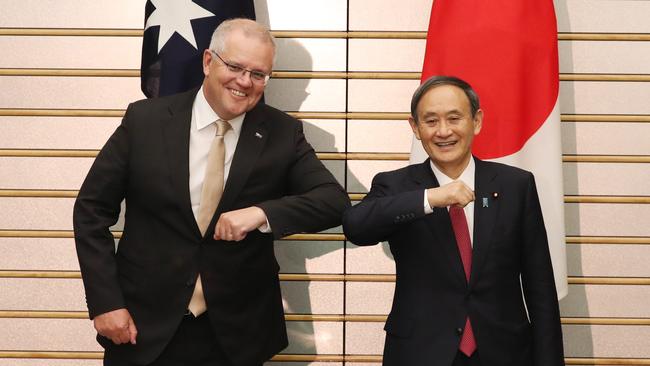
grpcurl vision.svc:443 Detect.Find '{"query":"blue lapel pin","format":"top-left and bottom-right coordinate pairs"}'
top-left (482, 197), bottom-right (489, 208)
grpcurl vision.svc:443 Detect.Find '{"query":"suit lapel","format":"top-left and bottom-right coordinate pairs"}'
top-left (470, 158), bottom-right (500, 286)
top-left (415, 160), bottom-right (468, 286)
top-left (161, 89), bottom-right (200, 236)
top-left (216, 103), bottom-right (269, 214)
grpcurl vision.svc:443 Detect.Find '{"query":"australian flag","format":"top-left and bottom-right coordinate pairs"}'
top-left (141, 0), bottom-right (256, 98)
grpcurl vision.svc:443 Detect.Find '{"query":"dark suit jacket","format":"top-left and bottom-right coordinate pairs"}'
top-left (73, 88), bottom-right (350, 366)
top-left (343, 159), bottom-right (564, 366)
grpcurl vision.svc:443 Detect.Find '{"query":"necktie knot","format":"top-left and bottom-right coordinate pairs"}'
top-left (215, 119), bottom-right (231, 137)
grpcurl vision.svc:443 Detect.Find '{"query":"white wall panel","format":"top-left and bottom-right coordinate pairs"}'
top-left (556, 0), bottom-right (650, 33)
top-left (0, 361), bottom-right (101, 366)
top-left (348, 120), bottom-right (412, 153)
top-left (0, 0), bottom-right (146, 28)
top-left (0, 238), bottom-right (78, 271)
top-left (563, 324), bottom-right (650, 358)
top-left (563, 163), bottom-right (650, 196)
top-left (265, 79), bottom-right (346, 112)
top-left (349, 0), bottom-right (432, 31)
top-left (0, 158), bottom-right (92, 190)
top-left (275, 241), bottom-right (344, 274)
top-left (255, 0), bottom-right (347, 31)
top-left (0, 76), bottom-right (143, 109)
top-left (561, 285), bottom-right (650, 318)
top-left (565, 203), bottom-right (650, 236)
top-left (346, 242), bottom-right (395, 275)
top-left (0, 37), bottom-right (142, 69)
top-left (283, 322), bottom-right (342, 354)
top-left (562, 123), bottom-right (650, 156)
top-left (347, 160), bottom-right (409, 193)
top-left (568, 244), bottom-right (650, 277)
top-left (348, 80), bottom-right (418, 113)
top-left (0, 117), bottom-right (120, 150)
top-left (302, 119), bottom-right (345, 153)
top-left (281, 282), bottom-right (343, 314)
top-left (349, 39), bottom-right (425, 72)
top-left (274, 39), bottom-right (346, 72)
top-left (345, 322), bottom-right (385, 355)
top-left (560, 41), bottom-right (650, 74)
top-left (0, 279), bottom-right (86, 311)
top-left (560, 81), bottom-right (650, 115)
top-left (346, 282), bottom-right (393, 315)
top-left (0, 198), bottom-right (75, 230)
top-left (0, 318), bottom-right (98, 351)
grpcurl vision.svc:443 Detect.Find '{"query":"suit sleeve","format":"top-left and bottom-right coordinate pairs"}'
top-left (73, 105), bottom-right (133, 319)
top-left (342, 172), bottom-right (426, 246)
top-left (256, 121), bottom-right (350, 239)
top-left (519, 173), bottom-right (565, 365)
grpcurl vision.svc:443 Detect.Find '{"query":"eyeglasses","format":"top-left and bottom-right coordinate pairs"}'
top-left (209, 50), bottom-right (271, 85)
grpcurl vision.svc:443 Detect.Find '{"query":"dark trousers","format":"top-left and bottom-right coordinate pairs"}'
top-left (104, 312), bottom-right (234, 366)
top-left (452, 350), bottom-right (481, 366)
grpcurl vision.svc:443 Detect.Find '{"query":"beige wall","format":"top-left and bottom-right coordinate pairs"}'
top-left (1, 0), bottom-right (649, 364)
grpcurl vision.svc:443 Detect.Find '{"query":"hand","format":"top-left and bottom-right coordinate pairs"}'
top-left (93, 308), bottom-right (137, 345)
top-left (214, 206), bottom-right (267, 242)
top-left (427, 180), bottom-right (475, 208)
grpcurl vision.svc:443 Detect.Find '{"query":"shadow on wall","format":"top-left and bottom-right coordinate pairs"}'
top-left (554, 0), bottom-right (593, 359)
top-left (257, 15), bottom-right (350, 357)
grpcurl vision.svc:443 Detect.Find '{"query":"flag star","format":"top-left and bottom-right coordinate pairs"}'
top-left (145, 0), bottom-right (215, 52)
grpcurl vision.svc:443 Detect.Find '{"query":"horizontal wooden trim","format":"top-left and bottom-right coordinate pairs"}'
top-left (4, 311), bottom-right (649, 326)
top-left (0, 108), bottom-right (124, 117)
top-left (2, 271), bottom-right (647, 285)
top-left (2, 109), bottom-right (650, 123)
top-left (558, 33), bottom-right (650, 42)
top-left (561, 114), bottom-right (650, 123)
top-left (0, 28), bottom-right (143, 37)
top-left (0, 351), bottom-right (103, 359)
top-left (0, 190), bottom-right (78, 198)
top-left (563, 155), bottom-right (650, 163)
top-left (565, 196), bottom-right (650, 204)
top-left (3, 149), bottom-right (649, 163)
top-left (566, 236), bottom-right (650, 245)
top-left (0, 68), bottom-right (138, 77)
top-left (2, 28), bottom-right (650, 41)
top-left (4, 68), bottom-right (650, 82)
top-left (565, 358), bottom-right (650, 365)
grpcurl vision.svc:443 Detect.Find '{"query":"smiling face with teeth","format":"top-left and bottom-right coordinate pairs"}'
top-left (409, 84), bottom-right (483, 179)
top-left (202, 27), bottom-right (274, 120)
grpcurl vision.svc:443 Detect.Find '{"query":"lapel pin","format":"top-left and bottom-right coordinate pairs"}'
top-left (255, 132), bottom-right (263, 139)
top-left (492, 192), bottom-right (499, 199)
top-left (482, 197), bottom-right (489, 208)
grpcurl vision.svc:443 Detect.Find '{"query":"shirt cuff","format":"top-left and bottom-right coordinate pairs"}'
top-left (258, 216), bottom-right (272, 233)
top-left (424, 189), bottom-right (434, 214)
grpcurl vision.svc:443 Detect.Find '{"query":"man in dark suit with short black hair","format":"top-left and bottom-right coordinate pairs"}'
top-left (74, 18), bottom-right (349, 366)
top-left (343, 76), bottom-right (564, 366)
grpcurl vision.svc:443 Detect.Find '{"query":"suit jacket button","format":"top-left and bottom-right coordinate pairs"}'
top-left (456, 327), bottom-right (463, 335)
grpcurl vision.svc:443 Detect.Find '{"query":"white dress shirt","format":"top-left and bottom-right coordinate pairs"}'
top-left (423, 158), bottom-right (476, 246)
top-left (189, 86), bottom-right (244, 220)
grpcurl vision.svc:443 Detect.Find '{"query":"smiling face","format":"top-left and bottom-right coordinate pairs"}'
top-left (201, 28), bottom-right (274, 120)
top-left (409, 84), bottom-right (483, 179)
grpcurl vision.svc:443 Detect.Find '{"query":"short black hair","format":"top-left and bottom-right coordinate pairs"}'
top-left (410, 75), bottom-right (480, 122)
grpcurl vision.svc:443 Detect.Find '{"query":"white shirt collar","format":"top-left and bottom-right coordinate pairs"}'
top-left (193, 86), bottom-right (245, 136)
top-left (429, 157), bottom-right (475, 190)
